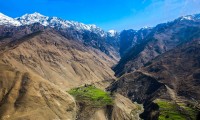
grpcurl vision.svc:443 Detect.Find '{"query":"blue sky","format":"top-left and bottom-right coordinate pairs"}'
top-left (0, 0), bottom-right (200, 31)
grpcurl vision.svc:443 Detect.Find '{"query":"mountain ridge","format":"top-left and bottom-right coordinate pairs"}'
top-left (0, 12), bottom-right (117, 37)
top-left (114, 12), bottom-right (200, 77)
top-left (0, 12), bottom-right (120, 61)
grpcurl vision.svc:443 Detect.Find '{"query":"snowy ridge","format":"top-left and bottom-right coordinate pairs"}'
top-left (140, 26), bottom-right (152, 31)
top-left (16, 12), bottom-right (49, 26)
top-left (15, 12), bottom-right (106, 36)
top-left (2, 12), bottom-right (199, 37)
top-left (180, 13), bottom-right (200, 21)
top-left (0, 12), bottom-right (108, 37)
top-left (180, 15), bottom-right (194, 21)
top-left (0, 13), bottom-right (21, 26)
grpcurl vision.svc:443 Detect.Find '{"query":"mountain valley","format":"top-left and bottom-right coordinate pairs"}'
top-left (0, 12), bottom-right (200, 120)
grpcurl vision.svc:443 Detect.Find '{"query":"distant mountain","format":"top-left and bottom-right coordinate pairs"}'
top-left (114, 13), bottom-right (200, 77)
top-left (119, 27), bottom-right (152, 57)
top-left (15, 12), bottom-right (105, 35)
top-left (109, 39), bottom-right (200, 119)
top-left (0, 12), bottom-right (120, 60)
top-left (118, 13), bottom-right (200, 56)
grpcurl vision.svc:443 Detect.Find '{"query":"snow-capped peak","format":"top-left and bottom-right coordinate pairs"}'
top-left (0, 12), bottom-right (108, 37)
top-left (0, 13), bottom-right (21, 26)
top-left (108, 30), bottom-right (117, 37)
top-left (180, 15), bottom-right (194, 21)
top-left (16, 12), bottom-right (49, 26)
top-left (16, 12), bottom-right (104, 33)
top-left (142, 26), bottom-right (151, 29)
top-left (179, 13), bottom-right (200, 21)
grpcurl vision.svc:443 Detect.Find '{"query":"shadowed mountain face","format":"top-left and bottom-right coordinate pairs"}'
top-left (119, 28), bottom-right (152, 57)
top-left (0, 23), bottom-right (45, 51)
top-left (57, 28), bottom-right (120, 61)
top-left (110, 39), bottom-right (200, 102)
top-left (109, 39), bottom-right (200, 119)
top-left (114, 15), bottom-right (200, 77)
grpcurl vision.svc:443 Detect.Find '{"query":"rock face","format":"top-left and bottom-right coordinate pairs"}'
top-left (109, 39), bottom-right (200, 119)
top-left (114, 14), bottom-right (200, 77)
top-left (108, 72), bottom-right (167, 104)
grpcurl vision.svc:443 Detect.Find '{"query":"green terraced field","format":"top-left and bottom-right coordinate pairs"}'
top-left (68, 85), bottom-right (113, 107)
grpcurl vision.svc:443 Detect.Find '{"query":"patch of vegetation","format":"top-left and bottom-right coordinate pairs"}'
top-left (154, 99), bottom-right (198, 120)
top-left (68, 85), bottom-right (113, 107)
top-left (177, 102), bottom-right (199, 120)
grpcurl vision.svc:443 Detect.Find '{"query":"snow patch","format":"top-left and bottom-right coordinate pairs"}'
top-left (181, 16), bottom-right (193, 21)
top-left (108, 30), bottom-right (117, 37)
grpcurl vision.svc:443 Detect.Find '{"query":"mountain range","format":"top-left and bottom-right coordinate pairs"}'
top-left (114, 13), bottom-right (200, 77)
top-left (0, 12), bottom-right (120, 61)
top-left (0, 12), bottom-right (200, 120)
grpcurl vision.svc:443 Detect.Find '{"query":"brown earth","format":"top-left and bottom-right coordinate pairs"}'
top-left (0, 62), bottom-right (77, 120)
top-left (0, 28), bottom-right (117, 90)
top-left (0, 27), bottom-right (119, 119)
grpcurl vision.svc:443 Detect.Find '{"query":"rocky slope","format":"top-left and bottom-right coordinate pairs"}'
top-left (109, 39), bottom-right (200, 119)
top-left (114, 13), bottom-right (200, 77)
top-left (0, 62), bottom-right (77, 120)
top-left (89, 93), bottom-right (143, 120)
top-left (0, 13), bottom-right (146, 120)
top-left (82, 94), bottom-right (143, 120)
top-left (70, 88), bottom-right (143, 120)
top-left (0, 26), bottom-right (117, 89)
top-left (0, 24), bottom-right (120, 119)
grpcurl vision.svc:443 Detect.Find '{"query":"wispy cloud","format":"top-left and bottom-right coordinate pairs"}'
top-left (108, 0), bottom-right (200, 30)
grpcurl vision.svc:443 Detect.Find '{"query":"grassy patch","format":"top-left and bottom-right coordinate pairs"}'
top-left (155, 99), bottom-right (191, 120)
top-left (68, 85), bottom-right (113, 107)
top-left (178, 102), bottom-right (198, 120)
